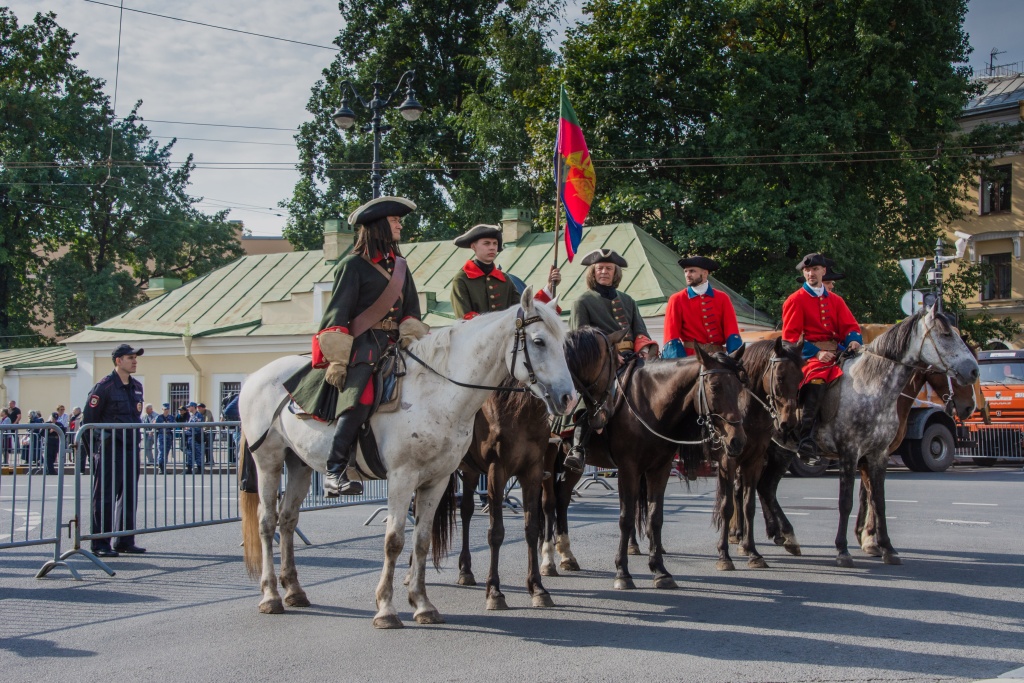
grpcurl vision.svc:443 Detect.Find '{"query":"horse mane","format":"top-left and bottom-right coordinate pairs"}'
top-left (869, 308), bottom-right (950, 362)
top-left (406, 322), bottom-right (458, 368)
top-left (565, 326), bottom-right (605, 379)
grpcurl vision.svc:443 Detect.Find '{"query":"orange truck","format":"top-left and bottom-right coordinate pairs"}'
top-left (956, 349), bottom-right (1024, 466)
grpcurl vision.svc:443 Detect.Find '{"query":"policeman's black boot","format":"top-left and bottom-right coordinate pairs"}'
top-left (563, 411), bottom-right (591, 474)
top-left (324, 404), bottom-right (369, 497)
top-left (796, 382), bottom-right (826, 465)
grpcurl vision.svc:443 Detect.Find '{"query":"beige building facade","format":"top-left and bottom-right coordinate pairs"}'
top-left (943, 74), bottom-right (1024, 346)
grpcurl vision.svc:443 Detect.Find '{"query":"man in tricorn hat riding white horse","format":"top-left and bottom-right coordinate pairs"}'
top-left (663, 255), bottom-right (742, 359)
top-left (782, 252), bottom-right (862, 464)
top-left (285, 196), bottom-right (429, 496)
top-left (564, 248), bottom-right (658, 473)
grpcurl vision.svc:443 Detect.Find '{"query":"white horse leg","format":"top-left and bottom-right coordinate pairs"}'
top-left (407, 477), bottom-right (450, 624)
top-left (555, 532), bottom-right (580, 571)
top-left (373, 477), bottom-right (416, 629)
top-left (257, 463), bottom-right (285, 614)
top-left (279, 453), bottom-right (313, 607)
top-left (541, 538), bottom-right (558, 576)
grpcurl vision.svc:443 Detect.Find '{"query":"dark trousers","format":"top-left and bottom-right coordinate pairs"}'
top-left (90, 435), bottom-right (140, 551)
top-left (45, 439), bottom-right (61, 475)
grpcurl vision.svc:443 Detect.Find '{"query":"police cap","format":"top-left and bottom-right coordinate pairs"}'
top-left (112, 343), bottom-right (144, 361)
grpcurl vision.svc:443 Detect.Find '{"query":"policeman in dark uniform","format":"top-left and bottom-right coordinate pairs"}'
top-left (82, 343), bottom-right (147, 557)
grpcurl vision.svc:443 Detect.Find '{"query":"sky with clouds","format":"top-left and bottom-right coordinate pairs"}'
top-left (4, 0), bottom-right (1022, 237)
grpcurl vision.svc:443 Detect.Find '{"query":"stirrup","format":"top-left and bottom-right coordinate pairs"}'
top-left (563, 446), bottom-right (585, 474)
top-left (324, 472), bottom-right (363, 497)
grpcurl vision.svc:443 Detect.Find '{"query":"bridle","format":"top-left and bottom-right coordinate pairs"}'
top-left (744, 353), bottom-right (789, 435)
top-left (616, 365), bottom-right (742, 446)
top-left (403, 307), bottom-right (547, 394)
top-left (864, 318), bottom-right (958, 377)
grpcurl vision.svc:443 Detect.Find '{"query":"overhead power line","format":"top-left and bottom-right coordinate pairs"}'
top-left (83, 0), bottom-right (340, 52)
top-left (150, 135), bottom-right (297, 147)
top-left (118, 117), bottom-right (299, 132)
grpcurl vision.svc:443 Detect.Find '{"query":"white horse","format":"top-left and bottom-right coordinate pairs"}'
top-left (239, 288), bottom-right (575, 628)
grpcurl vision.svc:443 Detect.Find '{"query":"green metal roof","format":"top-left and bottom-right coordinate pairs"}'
top-left (0, 346), bottom-right (77, 370)
top-left (63, 223), bottom-right (773, 344)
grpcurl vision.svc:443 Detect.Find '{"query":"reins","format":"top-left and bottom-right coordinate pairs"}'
top-left (615, 366), bottom-right (740, 446)
top-left (401, 307), bottom-right (545, 394)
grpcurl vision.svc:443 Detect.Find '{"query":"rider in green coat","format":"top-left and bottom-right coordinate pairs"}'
top-left (285, 196), bottom-right (429, 496)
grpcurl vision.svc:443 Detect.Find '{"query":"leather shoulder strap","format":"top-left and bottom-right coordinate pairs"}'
top-left (350, 256), bottom-right (408, 338)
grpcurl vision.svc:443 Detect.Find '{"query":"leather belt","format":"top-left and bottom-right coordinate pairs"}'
top-left (683, 341), bottom-right (725, 353)
top-left (371, 319), bottom-right (399, 332)
top-left (811, 340), bottom-right (839, 352)
top-left (616, 340), bottom-right (633, 352)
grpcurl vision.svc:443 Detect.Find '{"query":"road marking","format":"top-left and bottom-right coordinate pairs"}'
top-left (951, 502), bottom-right (997, 506)
top-left (786, 512), bottom-right (810, 516)
top-left (887, 499), bottom-right (917, 503)
top-left (935, 519), bottom-right (990, 525)
top-left (803, 497), bottom-right (837, 500)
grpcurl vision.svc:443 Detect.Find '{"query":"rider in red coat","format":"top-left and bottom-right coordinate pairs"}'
top-left (663, 256), bottom-right (742, 358)
top-left (782, 253), bottom-right (863, 462)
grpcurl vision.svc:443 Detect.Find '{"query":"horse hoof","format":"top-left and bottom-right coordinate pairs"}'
top-left (540, 564), bottom-right (559, 577)
top-left (627, 545), bottom-right (642, 556)
top-left (653, 576), bottom-right (678, 590)
top-left (882, 552), bottom-right (903, 566)
top-left (486, 595), bottom-right (509, 611)
top-left (414, 610), bottom-right (446, 625)
top-left (862, 544), bottom-right (883, 557)
top-left (258, 599), bottom-right (285, 614)
top-left (457, 572), bottom-right (477, 586)
top-left (784, 542), bottom-right (802, 557)
top-left (560, 559), bottom-right (580, 572)
top-left (613, 577), bottom-right (636, 590)
top-left (772, 536), bottom-right (786, 546)
top-left (836, 554), bottom-right (855, 569)
top-left (716, 559), bottom-right (735, 571)
top-left (284, 593), bottom-right (310, 608)
top-left (747, 557), bottom-right (769, 569)
top-left (532, 593), bottom-right (555, 608)
top-left (373, 614), bottom-right (404, 629)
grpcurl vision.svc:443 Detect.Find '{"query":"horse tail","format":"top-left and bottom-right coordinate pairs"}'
top-left (239, 436), bottom-right (262, 581)
top-left (431, 472), bottom-right (459, 570)
top-left (635, 473), bottom-right (649, 538)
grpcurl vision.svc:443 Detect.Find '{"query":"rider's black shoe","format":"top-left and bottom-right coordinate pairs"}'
top-left (324, 471), bottom-right (363, 496)
top-left (563, 446), bottom-right (586, 474)
top-left (796, 382), bottom-right (826, 464)
top-left (324, 404), bottom-right (370, 497)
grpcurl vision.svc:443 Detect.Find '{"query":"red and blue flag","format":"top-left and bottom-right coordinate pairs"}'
top-left (555, 85), bottom-right (595, 262)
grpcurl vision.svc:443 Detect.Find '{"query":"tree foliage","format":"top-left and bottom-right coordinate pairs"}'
top-left (1, 9), bottom-right (241, 343)
top-left (282, 0), bottom-right (563, 250)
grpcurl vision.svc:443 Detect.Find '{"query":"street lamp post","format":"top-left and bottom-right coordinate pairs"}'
top-left (331, 70), bottom-right (423, 199)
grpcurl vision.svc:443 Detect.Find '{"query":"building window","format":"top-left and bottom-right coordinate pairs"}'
top-left (981, 252), bottom-right (1012, 301)
top-left (219, 382), bottom-right (241, 411)
top-left (168, 383), bottom-right (190, 411)
top-left (980, 164), bottom-right (1012, 215)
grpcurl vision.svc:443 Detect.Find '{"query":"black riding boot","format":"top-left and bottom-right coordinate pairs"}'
top-left (796, 382), bottom-right (826, 464)
top-left (324, 404), bottom-right (370, 496)
top-left (563, 411), bottom-right (591, 474)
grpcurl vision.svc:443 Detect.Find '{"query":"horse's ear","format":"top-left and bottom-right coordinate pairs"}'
top-left (925, 300), bottom-right (939, 321)
top-left (545, 295), bottom-right (560, 311)
top-left (695, 345), bottom-right (712, 367)
top-left (607, 329), bottom-right (628, 346)
top-left (520, 285), bottom-right (536, 314)
top-left (774, 336), bottom-right (784, 355)
top-left (731, 343), bottom-right (746, 362)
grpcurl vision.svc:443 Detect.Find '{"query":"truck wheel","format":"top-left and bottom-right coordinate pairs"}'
top-left (788, 458), bottom-right (828, 477)
top-left (915, 423), bottom-right (955, 472)
top-left (899, 441), bottom-right (926, 471)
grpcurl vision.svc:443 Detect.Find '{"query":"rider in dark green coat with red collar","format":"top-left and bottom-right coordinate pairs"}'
top-left (285, 196), bottom-right (429, 496)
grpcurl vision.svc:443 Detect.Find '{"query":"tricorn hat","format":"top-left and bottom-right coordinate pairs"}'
top-left (347, 196), bottom-right (416, 227)
top-left (677, 256), bottom-right (719, 272)
top-left (580, 249), bottom-right (628, 268)
top-left (111, 343), bottom-right (144, 361)
top-left (453, 224), bottom-right (503, 250)
top-left (795, 252), bottom-right (829, 271)
top-left (797, 269), bottom-right (845, 284)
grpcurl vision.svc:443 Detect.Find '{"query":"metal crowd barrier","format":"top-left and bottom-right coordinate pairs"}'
top-left (0, 423), bottom-right (77, 578)
top-left (956, 423), bottom-right (1024, 463)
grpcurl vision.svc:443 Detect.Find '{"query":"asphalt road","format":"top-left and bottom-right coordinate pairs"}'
top-left (2, 465), bottom-right (1023, 683)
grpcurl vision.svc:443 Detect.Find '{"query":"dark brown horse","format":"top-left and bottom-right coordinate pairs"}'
top-left (713, 338), bottom-right (803, 570)
top-left (753, 364), bottom-right (978, 557)
top-left (456, 327), bottom-right (619, 609)
top-left (542, 347), bottom-right (748, 589)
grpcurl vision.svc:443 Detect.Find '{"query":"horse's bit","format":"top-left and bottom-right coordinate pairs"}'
top-left (744, 355), bottom-right (787, 434)
top-left (616, 366), bottom-right (740, 446)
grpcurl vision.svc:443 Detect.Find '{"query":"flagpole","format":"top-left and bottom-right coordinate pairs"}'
top-left (552, 154), bottom-right (563, 299)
